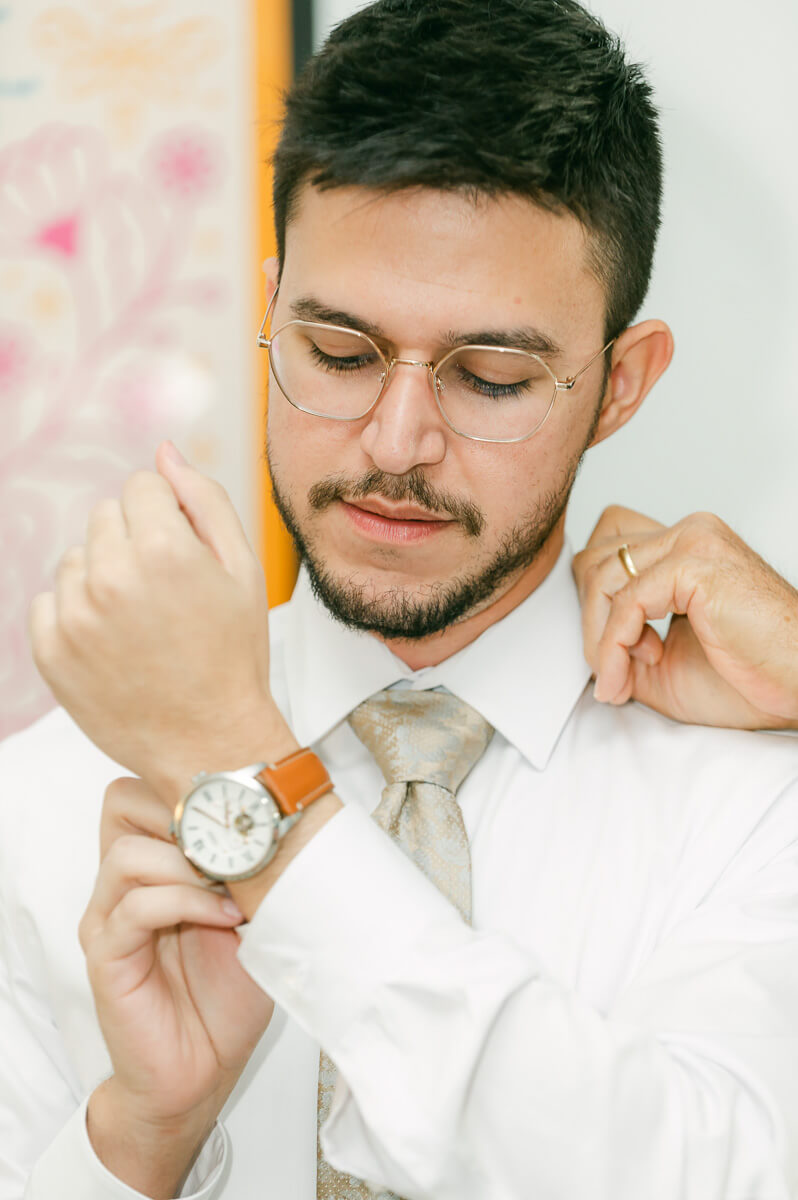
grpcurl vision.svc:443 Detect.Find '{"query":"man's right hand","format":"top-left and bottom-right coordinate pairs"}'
top-left (79, 777), bottom-right (274, 1199)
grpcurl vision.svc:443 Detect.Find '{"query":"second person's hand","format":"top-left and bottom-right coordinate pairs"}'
top-left (572, 506), bottom-right (798, 731)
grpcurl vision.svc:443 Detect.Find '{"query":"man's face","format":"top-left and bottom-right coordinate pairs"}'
top-left (266, 184), bottom-right (609, 641)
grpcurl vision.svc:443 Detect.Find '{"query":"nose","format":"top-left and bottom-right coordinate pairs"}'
top-left (358, 358), bottom-right (448, 474)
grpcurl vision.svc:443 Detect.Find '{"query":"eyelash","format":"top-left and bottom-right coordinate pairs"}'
top-left (308, 342), bottom-right (532, 401)
top-left (308, 344), bottom-right (377, 373)
top-left (453, 365), bottom-right (527, 400)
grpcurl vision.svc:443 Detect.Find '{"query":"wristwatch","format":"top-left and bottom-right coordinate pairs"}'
top-left (170, 747), bottom-right (333, 882)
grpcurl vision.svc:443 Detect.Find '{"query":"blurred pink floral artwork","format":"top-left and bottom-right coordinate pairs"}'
top-left (0, 120), bottom-right (228, 738)
top-left (31, 4), bottom-right (222, 142)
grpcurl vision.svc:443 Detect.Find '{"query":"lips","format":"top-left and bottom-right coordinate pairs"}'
top-left (340, 499), bottom-right (453, 544)
top-left (346, 497), bottom-right (450, 522)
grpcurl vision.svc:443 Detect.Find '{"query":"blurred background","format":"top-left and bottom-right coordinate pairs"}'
top-left (1, 0), bottom-right (796, 739)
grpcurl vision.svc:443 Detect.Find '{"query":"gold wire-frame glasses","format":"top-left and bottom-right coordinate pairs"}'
top-left (257, 287), bottom-right (615, 444)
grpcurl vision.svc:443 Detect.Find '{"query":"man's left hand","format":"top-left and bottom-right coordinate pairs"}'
top-left (29, 442), bottom-right (296, 803)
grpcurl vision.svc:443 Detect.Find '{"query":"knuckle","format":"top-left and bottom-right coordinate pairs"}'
top-left (59, 599), bottom-right (94, 643)
top-left (691, 510), bottom-right (724, 533)
top-left (86, 558), bottom-right (129, 606)
top-left (136, 528), bottom-right (176, 564)
top-left (28, 597), bottom-right (56, 663)
top-left (609, 578), bottom-right (638, 616)
top-left (104, 833), bottom-right (143, 876)
top-left (77, 912), bottom-right (90, 952)
top-left (679, 511), bottom-right (728, 557)
top-left (127, 469), bottom-right (157, 492)
top-left (56, 544), bottom-right (85, 574)
top-left (103, 775), bottom-right (134, 813)
top-left (203, 474), bottom-right (229, 504)
top-left (87, 498), bottom-right (122, 533)
top-left (92, 497), bottom-right (120, 519)
top-left (581, 559), bottom-right (602, 593)
top-left (78, 908), bottom-right (102, 954)
top-left (116, 887), bottom-right (146, 925)
top-left (592, 504), bottom-right (631, 538)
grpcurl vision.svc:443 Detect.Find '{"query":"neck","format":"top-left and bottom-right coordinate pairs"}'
top-left (378, 522), bottom-right (566, 670)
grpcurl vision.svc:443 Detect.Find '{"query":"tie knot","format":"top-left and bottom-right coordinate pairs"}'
top-left (348, 688), bottom-right (493, 793)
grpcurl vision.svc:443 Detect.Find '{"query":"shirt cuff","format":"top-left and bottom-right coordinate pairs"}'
top-left (24, 1097), bottom-right (229, 1199)
top-left (236, 802), bottom-right (469, 1047)
top-left (236, 802), bottom-right (540, 1196)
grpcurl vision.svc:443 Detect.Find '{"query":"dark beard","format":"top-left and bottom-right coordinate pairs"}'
top-left (266, 444), bottom-right (589, 643)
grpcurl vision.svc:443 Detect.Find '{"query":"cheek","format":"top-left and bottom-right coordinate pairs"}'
top-left (456, 424), bottom-right (573, 525)
top-left (268, 394), bottom-right (360, 496)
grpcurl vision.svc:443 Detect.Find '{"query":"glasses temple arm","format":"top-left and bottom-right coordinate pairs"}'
top-left (561, 337), bottom-right (616, 390)
top-left (256, 284), bottom-right (280, 348)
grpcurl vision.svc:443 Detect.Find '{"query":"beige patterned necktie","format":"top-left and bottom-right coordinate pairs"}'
top-left (317, 688), bottom-right (494, 1199)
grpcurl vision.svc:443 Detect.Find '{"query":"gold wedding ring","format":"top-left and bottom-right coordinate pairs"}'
top-left (618, 543), bottom-right (639, 579)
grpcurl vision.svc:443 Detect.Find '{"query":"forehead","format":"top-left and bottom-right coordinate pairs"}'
top-left (280, 184), bottom-right (606, 351)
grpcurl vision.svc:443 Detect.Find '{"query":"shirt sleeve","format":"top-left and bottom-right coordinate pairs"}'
top-left (0, 889), bottom-right (229, 1200)
top-left (22, 1101), bottom-right (228, 1200)
top-left (236, 797), bottom-right (798, 1200)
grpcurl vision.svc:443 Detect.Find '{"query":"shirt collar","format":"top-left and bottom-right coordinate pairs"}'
top-left (282, 543), bottom-right (591, 771)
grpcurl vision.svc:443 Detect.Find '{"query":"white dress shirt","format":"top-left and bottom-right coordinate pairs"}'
top-left (2, 547), bottom-right (798, 1199)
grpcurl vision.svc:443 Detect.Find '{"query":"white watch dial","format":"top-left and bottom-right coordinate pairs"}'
top-left (179, 779), bottom-right (279, 880)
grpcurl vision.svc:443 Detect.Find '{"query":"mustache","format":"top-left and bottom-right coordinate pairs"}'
top-left (308, 468), bottom-right (486, 538)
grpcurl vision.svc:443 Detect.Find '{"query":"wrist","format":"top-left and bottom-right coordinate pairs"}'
top-left (154, 704), bottom-right (300, 808)
top-left (87, 1077), bottom-right (217, 1200)
top-left (228, 789), bottom-right (342, 919)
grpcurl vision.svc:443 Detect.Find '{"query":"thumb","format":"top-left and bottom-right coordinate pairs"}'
top-left (155, 441), bottom-right (258, 581)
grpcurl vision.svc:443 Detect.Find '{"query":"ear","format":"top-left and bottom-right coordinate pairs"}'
top-left (262, 255), bottom-right (280, 303)
top-left (589, 319), bottom-right (674, 448)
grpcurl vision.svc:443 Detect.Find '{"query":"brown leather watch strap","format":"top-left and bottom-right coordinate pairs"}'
top-left (254, 747), bottom-right (333, 816)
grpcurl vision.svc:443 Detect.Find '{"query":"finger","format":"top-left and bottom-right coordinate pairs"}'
top-left (89, 834), bottom-right (214, 924)
top-left (576, 524), bottom-right (677, 599)
top-left (54, 544), bottom-right (88, 622)
top-left (584, 504), bottom-right (666, 551)
top-left (577, 528), bottom-right (680, 667)
top-left (594, 554), bottom-right (694, 702)
top-left (28, 591), bottom-right (57, 672)
top-left (155, 441), bottom-right (260, 579)
top-left (100, 775), bottom-right (174, 858)
top-left (85, 884), bottom-right (244, 964)
top-left (86, 498), bottom-right (128, 566)
top-left (120, 468), bottom-right (195, 544)
top-left (628, 623), bottom-right (664, 666)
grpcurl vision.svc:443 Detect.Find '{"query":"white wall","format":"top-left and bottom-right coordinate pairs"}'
top-left (314, 0), bottom-right (798, 582)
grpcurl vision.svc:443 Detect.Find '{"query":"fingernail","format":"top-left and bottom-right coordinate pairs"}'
top-left (593, 680), bottom-right (602, 702)
top-left (222, 900), bottom-right (244, 921)
top-left (162, 441), bottom-right (187, 466)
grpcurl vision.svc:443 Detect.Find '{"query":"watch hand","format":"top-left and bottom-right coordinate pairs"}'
top-left (224, 799), bottom-right (230, 828)
top-left (192, 807), bottom-right (228, 829)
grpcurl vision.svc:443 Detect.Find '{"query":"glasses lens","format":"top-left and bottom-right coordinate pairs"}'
top-left (270, 322), bottom-right (384, 418)
top-left (436, 347), bottom-right (556, 440)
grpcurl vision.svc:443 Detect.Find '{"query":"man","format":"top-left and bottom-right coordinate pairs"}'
top-left (3, 1), bottom-right (798, 1198)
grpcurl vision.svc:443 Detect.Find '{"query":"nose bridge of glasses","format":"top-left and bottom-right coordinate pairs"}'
top-left (381, 356), bottom-right (438, 401)
top-left (375, 356), bottom-right (442, 423)
top-left (387, 356), bottom-right (436, 371)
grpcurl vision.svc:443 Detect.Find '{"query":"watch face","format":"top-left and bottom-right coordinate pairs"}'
top-left (177, 777), bottom-right (280, 881)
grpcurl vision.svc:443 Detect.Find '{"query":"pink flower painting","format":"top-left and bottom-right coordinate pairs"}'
top-left (0, 121), bottom-right (228, 738)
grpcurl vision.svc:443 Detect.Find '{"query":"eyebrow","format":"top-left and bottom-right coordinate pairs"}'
top-left (289, 296), bottom-right (562, 359)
